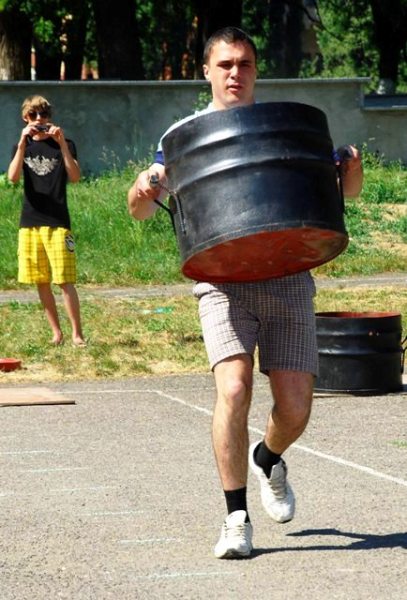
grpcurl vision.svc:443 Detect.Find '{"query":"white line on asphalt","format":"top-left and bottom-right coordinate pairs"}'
top-left (131, 570), bottom-right (236, 580)
top-left (50, 485), bottom-right (119, 493)
top-left (0, 450), bottom-right (55, 455)
top-left (83, 510), bottom-right (144, 516)
top-left (292, 442), bottom-right (407, 487)
top-left (119, 537), bottom-right (181, 545)
top-left (50, 386), bottom-right (407, 487)
top-left (21, 467), bottom-right (89, 473)
top-left (155, 391), bottom-right (407, 488)
top-left (0, 485), bottom-right (121, 499)
top-left (65, 388), bottom-right (215, 396)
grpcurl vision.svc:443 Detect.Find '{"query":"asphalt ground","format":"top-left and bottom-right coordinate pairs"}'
top-left (1, 372), bottom-right (406, 600)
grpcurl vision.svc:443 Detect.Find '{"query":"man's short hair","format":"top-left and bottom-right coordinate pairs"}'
top-left (203, 27), bottom-right (257, 65)
top-left (21, 95), bottom-right (52, 120)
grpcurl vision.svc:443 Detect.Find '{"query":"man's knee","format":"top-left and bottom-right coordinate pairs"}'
top-left (274, 394), bottom-right (312, 433)
top-left (223, 377), bottom-right (250, 403)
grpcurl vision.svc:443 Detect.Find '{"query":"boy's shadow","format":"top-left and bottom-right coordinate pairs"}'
top-left (251, 528), bottom-right (407, 557)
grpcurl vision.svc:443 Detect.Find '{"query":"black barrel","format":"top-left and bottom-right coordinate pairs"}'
top-left (315, 311), bottom-right (405, 393)
top-left (162, 101), bottom-right (348, 283)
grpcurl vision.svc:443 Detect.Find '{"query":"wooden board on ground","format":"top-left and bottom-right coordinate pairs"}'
top-left (0, 387), bottom-right (75, 407)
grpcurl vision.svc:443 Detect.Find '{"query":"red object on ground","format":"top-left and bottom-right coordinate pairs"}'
top-left (0, 358), bottom-right (22, 372)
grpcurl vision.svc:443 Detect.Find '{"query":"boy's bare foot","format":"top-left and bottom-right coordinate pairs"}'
top-left (72, 337), bottom-right (87, 348)
top-left (52, 334), bottom-right (64, 345)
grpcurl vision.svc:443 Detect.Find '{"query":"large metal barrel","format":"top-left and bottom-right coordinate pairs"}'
top-left (162, 101), bottom-right (348, 283)
top-left (315, 311), bottom-right (405, 393)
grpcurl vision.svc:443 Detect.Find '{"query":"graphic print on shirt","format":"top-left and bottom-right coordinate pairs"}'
top-left (24, 155), bottom-right (59, 176)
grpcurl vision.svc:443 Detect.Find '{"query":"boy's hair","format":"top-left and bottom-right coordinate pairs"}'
top-left (21, 95), bottom-right (52, 120)
top-left (203, 27), bottom-right (257, 65)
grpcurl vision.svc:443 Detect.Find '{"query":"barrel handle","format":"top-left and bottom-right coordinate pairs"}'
top-left (401, 335), bottom-right (407, 374)
top-left (153, 198), bottom-right (176, 233)
top-left (335, 146), bottom-right (357, 213)
top-left (150, 173), bottom-right (186, 235)
top-left (337, 171), bottom-right (345, 213)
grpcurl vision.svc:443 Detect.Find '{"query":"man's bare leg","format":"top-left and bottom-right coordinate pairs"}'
top-left (249, 370), bottom-right (314, 523)
top-left (212, 354), bottom-right (254, 558)
top-left (265, 370), bottom-right (314, 453)
top-left (212, 354), bottom-right (254, 491)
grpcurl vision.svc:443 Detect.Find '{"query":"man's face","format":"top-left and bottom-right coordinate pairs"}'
top-left (203, 40), bottom-right (257, 110)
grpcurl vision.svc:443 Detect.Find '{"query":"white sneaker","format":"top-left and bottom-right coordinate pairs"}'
top-left (214, 510), bottom-right (253, 559)
top-left (249, 441), bottom-right (295, 523)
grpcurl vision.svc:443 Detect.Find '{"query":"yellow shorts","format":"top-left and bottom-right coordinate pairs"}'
top-left (18, 227), bottom-right (77, 285)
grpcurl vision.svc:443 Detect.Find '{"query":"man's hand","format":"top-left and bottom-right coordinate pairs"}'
top-left (135, 170), bottom-right (162, 201)
top-left (128, 164), bottom-right (166, 220)
top-left (336, 144), bottom-right (363, 198)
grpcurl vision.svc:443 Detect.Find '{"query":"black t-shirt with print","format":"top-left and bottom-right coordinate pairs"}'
top-left (12, 136), bottom-right (77, 229)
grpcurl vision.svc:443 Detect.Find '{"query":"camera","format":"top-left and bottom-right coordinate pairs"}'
top-left (35, 124), bottom-right (50, 132)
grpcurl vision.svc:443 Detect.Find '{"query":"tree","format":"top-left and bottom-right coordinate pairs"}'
top-left (62, 1), bottom-right (90, 79)
top-left (194, 0), bottom-right (242, 76)
top-left (0, 3), bottom-right (31, 79)
top-left (369, 0), bottom-right (407, 93)
top-left (91, 0), bottom-right (144, 79)
top-left (0, 0), bottom-right (91, 80)
top-left (314, 0), bottom-right (407, 92)
top-left (243, 0), bottom-right (312, 78)
top-left (267, 0), bottom-right (304, 77)
top-left (0, 0), bottom-right (406, 88)
top-left (137, 0), bottom-right (197, 79)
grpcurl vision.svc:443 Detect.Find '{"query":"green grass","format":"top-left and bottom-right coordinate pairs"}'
top-left (2, 149), bottom-right (406, 382)
top-left (1, 287), bottom-right (406, 383)
top-left (1, 153), bottom-right (405, 383)
top-left (0, 154), bottom-right (406, 288)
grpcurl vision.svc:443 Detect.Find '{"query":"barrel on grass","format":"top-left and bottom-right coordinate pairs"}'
top-left (161, 101), bottom-right (348, 283)
top-left (315, 311), bottom-right (406, 393)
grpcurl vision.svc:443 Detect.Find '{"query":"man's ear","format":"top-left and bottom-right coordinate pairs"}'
top-left (203, 64), bottom-right (210, 81)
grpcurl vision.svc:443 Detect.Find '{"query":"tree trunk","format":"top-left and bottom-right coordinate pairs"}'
top-left (268, 0), bottom-right (303, 78)
top-left (194, 0), bottom-right (242, 77)
top-left (63, 2), bottom-right (89, 80)
top-left (369, 0), bottom-right (407, 92)
top-left (34, 37), bottom-right (63, 80)
top-left (92, 0), bottom-right (144, 79)
top-left (0, 8), bottom-right (32, 80)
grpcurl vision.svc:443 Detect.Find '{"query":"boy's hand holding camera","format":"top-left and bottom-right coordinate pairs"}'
top-left (22, 121), bottom-right (66, 144)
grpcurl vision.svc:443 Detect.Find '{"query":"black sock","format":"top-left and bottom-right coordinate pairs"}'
top-left (224, 487), bottom-right (250, 521)
top-left (254, 441), bottom-right (281, 478)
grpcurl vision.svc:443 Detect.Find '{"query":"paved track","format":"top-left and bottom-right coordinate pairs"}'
top-left (0, 272), bottom-right (406, 304)
top-left (1, 373), bottom-right (406, 599)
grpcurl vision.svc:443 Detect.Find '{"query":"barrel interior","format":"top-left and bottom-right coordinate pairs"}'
top-left (183, 228), bottom-right (348, 282)
top-left (316, 311), bottom-right (401, 319)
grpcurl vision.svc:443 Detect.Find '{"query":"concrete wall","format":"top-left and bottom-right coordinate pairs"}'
top-left (1, 78), bottom-right (406, 176)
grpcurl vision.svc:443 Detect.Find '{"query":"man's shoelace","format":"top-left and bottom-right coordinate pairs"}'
top-left (225, 523), bottom-right (248, 539)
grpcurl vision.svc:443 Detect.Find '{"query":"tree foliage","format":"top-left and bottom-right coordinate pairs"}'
top-left (307, 0), bottom-right (407, 91)
top-left (0, 0), bottom-right (405, 91)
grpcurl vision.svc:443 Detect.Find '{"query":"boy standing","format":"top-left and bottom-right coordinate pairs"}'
top-left (8, 95), bottom-right (86, 347)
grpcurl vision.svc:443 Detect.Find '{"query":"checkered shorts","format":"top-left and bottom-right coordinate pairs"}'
top-left (193, 271), bottom-right (318, 375)
top-left (18, 227), bottom-right (77, 285)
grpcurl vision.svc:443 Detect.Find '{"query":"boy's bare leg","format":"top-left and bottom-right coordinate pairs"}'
top-left (59, 283), bottom-right (86, 345)
top-left (37, 283), bottom-right (63, 344)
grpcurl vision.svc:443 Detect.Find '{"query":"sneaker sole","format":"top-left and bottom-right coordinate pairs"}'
top-left (215, 548), bottom-right (252, 559)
